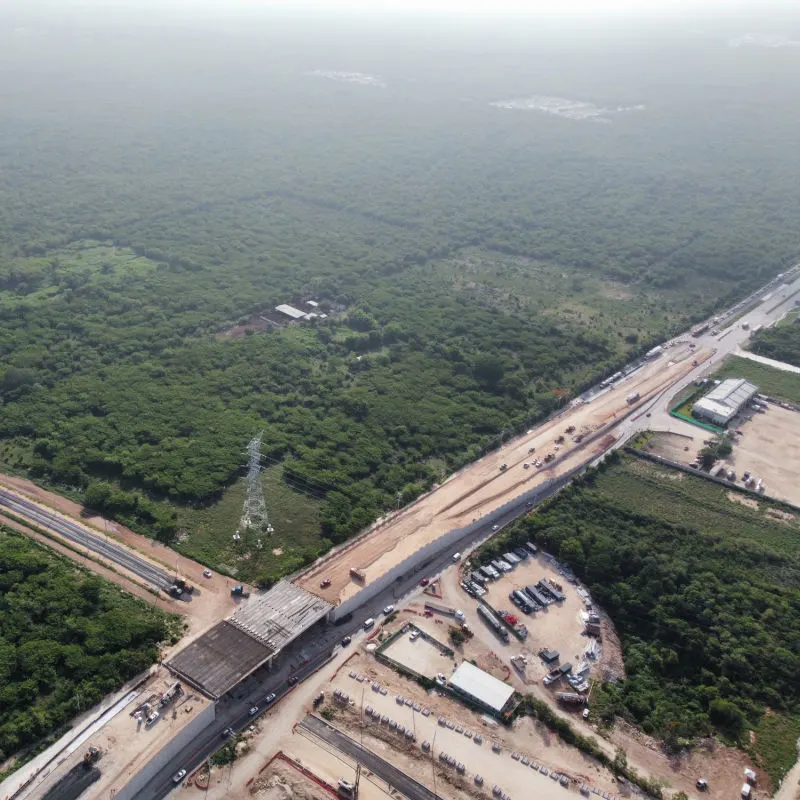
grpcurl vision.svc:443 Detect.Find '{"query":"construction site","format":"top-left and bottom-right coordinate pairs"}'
top-left (295, 340), bottom-right (709, 618)
top-left (28, 668), bottom-right (213, 800)
top-left (174, 554), bottom-right (760, 800)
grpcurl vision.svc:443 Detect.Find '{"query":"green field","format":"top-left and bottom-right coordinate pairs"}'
top-left (746, 314), bottom-right (800, 369)
top-left (486, 453), bottom-right (800, 784)
top-left (714, 355), bottom-right (800, 404)
top-left (748, 712), bottom-right (800, 786)
top-left (174, 464), bottom-right (324, 585)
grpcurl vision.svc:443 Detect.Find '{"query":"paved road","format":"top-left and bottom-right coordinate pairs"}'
top-left (83, 264), bottom-right (800, 797)
top-left (300, 715), bottom-right (438, 800)
top-left (130, 494), bottom-right (548, 800)
top-left (616, 269), bottom-right (800, 444)
top-left (0, 488), bottom-right (175, 591)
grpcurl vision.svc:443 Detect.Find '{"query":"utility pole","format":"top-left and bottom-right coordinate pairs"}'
top-left (241, 432), bottom-right (274, 538)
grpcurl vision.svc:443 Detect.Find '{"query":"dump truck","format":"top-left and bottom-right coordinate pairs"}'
top-left (349, 567), bottom-right (366, 581)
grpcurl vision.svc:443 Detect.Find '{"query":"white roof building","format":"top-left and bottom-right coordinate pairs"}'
top-left (693, 378), bottom-right (758, 426)
top-left (275, 303), bottom-right (307, 320)
top-left (447, 661), bottom-right (515, 714)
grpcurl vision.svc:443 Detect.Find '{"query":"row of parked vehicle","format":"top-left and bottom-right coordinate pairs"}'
top-left (508, 577), bottom-right (565, 614)
top-left (471, 542), bottom-right (538, 586)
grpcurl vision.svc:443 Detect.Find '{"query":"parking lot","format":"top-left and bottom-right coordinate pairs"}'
top-left (461, 554), bottom-right (598, 687)
top-left (727, 404), bottom-right (800, 506)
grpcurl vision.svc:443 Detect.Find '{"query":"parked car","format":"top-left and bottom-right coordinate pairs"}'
top-left (173, 769), bottom-right (187, 784)
top-left (491, 524), bottom-right (499, 531)
top-left (341, 636), bottom-right (352, 647)
top-left (419, 577), bottom-right (430, 587)
top-left (249, 706), bottom-right (259, 716)
top-left (265, 692), bottom-right (276, 704)
top-left (222, 727), bottom-right (234, 738)
top-left (202, 569), bottom-right (212, 578)
top-left (288, 676), bottom-right (299, 686)
top-left (320, 578), bottom-right (332, 588)
top-left (383, 605), bottom-right (395, 615)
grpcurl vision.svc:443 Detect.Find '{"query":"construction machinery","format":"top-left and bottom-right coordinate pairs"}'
top-left (83, 746), bottom-right (101, 766)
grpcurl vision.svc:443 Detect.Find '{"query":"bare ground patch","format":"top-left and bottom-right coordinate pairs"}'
top-left (728, 491), bottom-right (760, 510)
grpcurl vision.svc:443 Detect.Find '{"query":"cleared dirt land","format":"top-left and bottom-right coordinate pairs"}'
top-left (249, 750), bottom-right (394, 800)
top-left (381, 626), bottom-right (456, 680)
top-left (644, 431), bottom-right (704, 464)
top-left (298, 345), bottom-right (703, 606)
top-left (724, 404), bottom-right (800, 506)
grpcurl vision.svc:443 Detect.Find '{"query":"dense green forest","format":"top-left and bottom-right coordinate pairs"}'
top-left (1, 8), bottom-right (800, 579)
top-left (749, 314), bottom-right (800, 368)
top-left (0, 528), bottom-right (174, 762)
top-left (484, 454), bottom-right (800, 782)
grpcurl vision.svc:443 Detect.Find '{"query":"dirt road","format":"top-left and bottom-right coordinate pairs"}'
top-left (298, 345), bottom-right (702, 605)
top-left (0, 475), bottom-right (235, 637)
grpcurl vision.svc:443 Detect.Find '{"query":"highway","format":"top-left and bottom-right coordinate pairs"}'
top-left (0, 488), bottom-right (175, 592)
top-left (29, 265), bottom-right (800, 798)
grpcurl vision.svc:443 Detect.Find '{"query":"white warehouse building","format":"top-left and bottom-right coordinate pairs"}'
top-left (693, 378), bottom-right (758, 427)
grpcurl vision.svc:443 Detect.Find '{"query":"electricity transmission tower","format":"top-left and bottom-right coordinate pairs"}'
top-left (240, 433), bottom-right (274, 538)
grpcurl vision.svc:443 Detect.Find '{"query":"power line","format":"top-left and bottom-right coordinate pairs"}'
top-left (240, 433), bottom-right (274, 537)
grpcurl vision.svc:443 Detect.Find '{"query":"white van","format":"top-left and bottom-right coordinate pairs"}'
top-left (452, 552), bottom-right (461, 562)
top-left (363, 618), bottom-right (375, 630)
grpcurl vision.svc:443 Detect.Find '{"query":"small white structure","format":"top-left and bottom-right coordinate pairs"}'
top-left (744, 768), bottom-right (757, 784)
top-left (693, 378), bottom-right (758, 427)
top-left (741, 783), bottom-right (752, 799)
top-left (447, 661), bottom-right (515, 715)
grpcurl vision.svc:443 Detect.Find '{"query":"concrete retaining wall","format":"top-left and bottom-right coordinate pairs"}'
top-left (115, 701), bottom-right (216, 800)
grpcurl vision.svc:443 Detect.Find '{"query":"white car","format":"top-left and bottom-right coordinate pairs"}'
top-left (202, 569), bottom-right (212, 578)
top-left (383, 605), bottom-right (395, 615)
top-left (249, 706), bottom-right (259, 716)
top-left (491, 524), bottom-right (499, 532)
top-left (172, 768), bottom-right (187, 784)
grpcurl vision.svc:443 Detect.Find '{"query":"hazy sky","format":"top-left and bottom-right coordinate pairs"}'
top-left (12, 0), bottom-right (799, 18)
